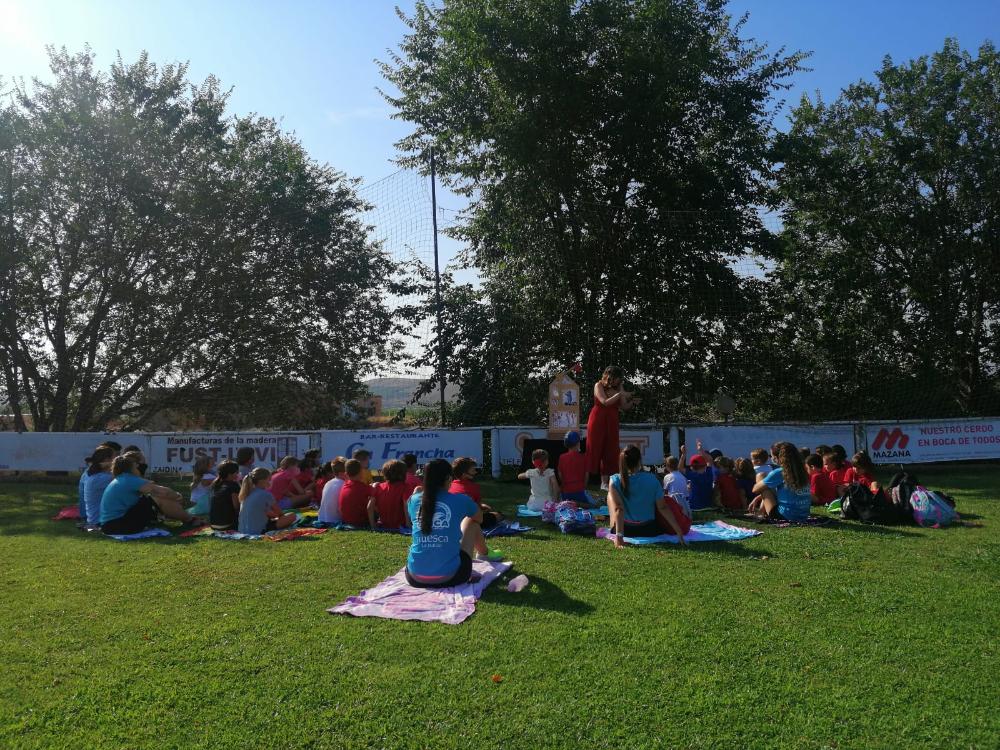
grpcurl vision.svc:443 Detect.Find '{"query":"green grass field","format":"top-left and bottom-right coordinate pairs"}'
top-left (2, 466), bottom-right (998, 749)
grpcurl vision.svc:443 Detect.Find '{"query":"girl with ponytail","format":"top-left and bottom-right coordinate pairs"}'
top-left (751, 441), bottom-right (815, 521)
top-left (405, 458), bottom-right (484, 588)
top-left (237, 468), bottom-right (296, 535)
top-left (82, 446), bottom-right (116, 526)
top-left (608, 446), bottom-right (690, 548)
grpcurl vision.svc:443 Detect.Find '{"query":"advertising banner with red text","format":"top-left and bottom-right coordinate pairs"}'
top-left (866, 420), bottom-right (1000, 463)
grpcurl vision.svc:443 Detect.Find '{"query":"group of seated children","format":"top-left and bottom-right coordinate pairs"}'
top-left (78, 441), bottom-right (204, 535)
top-left (542, 435), bottom-right (881, 546)
top-left (519, 430), bottom-right (596, 511)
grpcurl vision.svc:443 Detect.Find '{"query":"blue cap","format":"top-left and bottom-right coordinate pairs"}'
top-left (564, 430), bottom-right (581, 447)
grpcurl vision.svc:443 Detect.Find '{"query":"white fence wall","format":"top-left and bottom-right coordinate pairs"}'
top-left (2, 418), bottom-right (999, 473)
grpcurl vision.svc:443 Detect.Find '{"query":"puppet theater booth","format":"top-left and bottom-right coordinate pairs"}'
top-left (519, 371), bottom-right (586, 470)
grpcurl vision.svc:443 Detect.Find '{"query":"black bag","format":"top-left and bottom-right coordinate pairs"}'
top-left (842, 484), bottom-right (898, 524)
top-left (887, 471), bottom-right (918, 524)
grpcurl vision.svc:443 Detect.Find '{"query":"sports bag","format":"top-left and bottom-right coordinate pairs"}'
top-left (887, 471), bottom-right (918, 524)
top-left (910, 487), bottom-right (958, 528)
top-left (553, 501), bottom-right (595, 535)
top-left (841, 484), bottom-right (897, 524)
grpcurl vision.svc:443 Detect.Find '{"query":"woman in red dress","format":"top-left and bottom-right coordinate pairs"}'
top-left (586, 366), bottom-right (636, 489)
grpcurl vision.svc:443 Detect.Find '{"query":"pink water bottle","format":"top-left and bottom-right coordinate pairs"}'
top-left (507, 574), bottom-right (529, 592)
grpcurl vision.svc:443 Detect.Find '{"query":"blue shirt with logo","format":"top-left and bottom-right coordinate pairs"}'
top-left (99, 473), bottom-right (149, 524)
top-left (407, 490), bottom-right (478, 581)
top-left (609, 471), bottom-right (661, 523)
top-left (763, 467), bottom-right (811, 521)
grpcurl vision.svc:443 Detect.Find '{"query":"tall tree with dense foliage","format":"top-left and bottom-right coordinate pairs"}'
top-left (381, 0), bottom-right (804, 423)
top-left (0, 49), bottom-right (399, 431)
top-left (769, 39), bottom-right (1000, 420)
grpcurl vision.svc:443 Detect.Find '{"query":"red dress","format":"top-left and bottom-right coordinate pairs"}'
top-left (585, 389), bottom-right (620, 476)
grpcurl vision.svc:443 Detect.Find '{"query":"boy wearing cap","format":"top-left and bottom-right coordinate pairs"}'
top-left (558, 431), bottom-right (595, 507)
top-left (679, 442), bottom-right (715, 511)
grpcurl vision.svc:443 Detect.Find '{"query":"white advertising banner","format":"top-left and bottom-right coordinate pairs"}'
top-left (320, 430), bottom-right (483, 466)
top-left (866, 420), bottom-right (1000, 464)
top-left (681, 424), bottom-right (856, 462)
top-left (148, 433), bottom-right (316, 474)
top-left (0, 432), bottom-right (147, 472)
top-left (494, 427), bottom-right (665, 466)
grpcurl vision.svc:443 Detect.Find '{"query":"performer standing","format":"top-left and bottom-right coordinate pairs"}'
top-left (585, 366), bottom-right (636, 490)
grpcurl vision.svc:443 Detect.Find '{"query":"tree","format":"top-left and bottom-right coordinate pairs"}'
top-left (381, 0), bottom-right (804, 424)
top-left (770, 39), bottom-right (1000, 419)
top-left (0, 48), bottom-right (400, 431)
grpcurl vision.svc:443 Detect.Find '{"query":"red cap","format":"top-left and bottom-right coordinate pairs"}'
top-left (690, 455), bottom-right (708, 468)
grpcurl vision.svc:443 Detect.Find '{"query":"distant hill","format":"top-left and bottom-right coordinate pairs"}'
top-left (364, 378), bottom-right (460, 410)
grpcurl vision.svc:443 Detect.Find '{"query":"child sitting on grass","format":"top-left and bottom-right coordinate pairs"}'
top-left (318, 457), bottom-right (347, 525)
top-left (82, 446), bottom-right (116, 527)
top-left (188, 455), bottom-right (216, 517)
top-left (557, 431), bottom-right (595, 507)
top-left (679, 442), bottom-right (714, 511)
top-left (519, 449), bottom-right (559, 511)
top-left (339, 459), bottom-right (376, 527)
top-left (210, 461), bottom-right (242, 530)
top-left (823, 450), bottom-right (852, 494)
top-left (235, 446), bottom-right (255, 479)
top-left (713, 455), bottom-right (746, 510)
top-left (734, 458), bottom-right (757, 509)
top-left (450, 457), bottom-right (503, 560)
top-left (269, 456), bottom-right (312, 509)
top-left (238, 468), bottom-right (296, 535)
top-left (353, 449), bottom-right (374, 484)
top-left (750, 442), bottom-right (815, 521)
top-left (750, 447), bottom-right (774, 480)
top-left (806, 453), bottom-right (838, 505)
top-left (845, 451), bottom-right (878, 491)
top-left (608, 446), bottom-right (689, 547)
top-left (368, 459), bottom-right (411, 530)
top-left (313, 461), bottom-right (335, 505)
top-left (402, 453), bottom-right (422, 496)
top-left (661, 455), bottom-right (689, 502)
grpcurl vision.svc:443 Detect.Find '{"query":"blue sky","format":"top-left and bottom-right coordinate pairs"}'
top-left (0, 0), bottom-right (996, 262)
top-left (1, 0), bottom-right (996, 182)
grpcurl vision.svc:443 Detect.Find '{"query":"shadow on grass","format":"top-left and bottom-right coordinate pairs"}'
top-left (486, 575), bottom-right (595, 616)
top-left (821, 519), bottom-right (924, 537)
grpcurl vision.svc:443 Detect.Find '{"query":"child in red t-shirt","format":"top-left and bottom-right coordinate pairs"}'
top-left (449, 457), bottom-right (503, 557)
top-left (557, 431), bottom-right (595, 506)
top-left (713, 456), bottom-right (746, 510)
top-left (823, 452), bottom-right (852, 493)
top-left (368, 459), bottom-right (411, 529)
top-left (845, 451), bottom-right (878, 491)
top-left (402, 453), bottom-right (422, 497)
top-left (313, 461), bottom-right (335, 504)
top-left (806, 453), bottom-right (838, 505)
top-left (338, 459), bottom-right (375, 527)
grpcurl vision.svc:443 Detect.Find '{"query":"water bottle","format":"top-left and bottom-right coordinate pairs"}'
top-left (507, 574), bottom-right (529, 592)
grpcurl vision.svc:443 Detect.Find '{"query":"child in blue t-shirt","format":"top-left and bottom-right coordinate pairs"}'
top-left (82, 446), bottom-right (116, 526)
top-left (679, 443), bottom-right (715, 510)
top-left (406, 459), bottom-right (483, 588)
top-left (752, 442), bottom-right (814, 521)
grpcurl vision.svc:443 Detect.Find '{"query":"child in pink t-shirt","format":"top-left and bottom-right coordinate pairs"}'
top-left (268, 456), bottom-right (312, 510)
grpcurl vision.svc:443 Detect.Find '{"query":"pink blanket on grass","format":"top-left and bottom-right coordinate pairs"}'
top-left (328, 559), bottom-right (512, 625)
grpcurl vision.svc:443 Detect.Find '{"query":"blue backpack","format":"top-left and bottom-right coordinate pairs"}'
top-left (910, 487), bottom-right (958, 528)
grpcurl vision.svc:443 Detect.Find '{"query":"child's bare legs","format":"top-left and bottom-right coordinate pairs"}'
top-left (153, 495), bottom-right (197, 523)
top-left (460, 517), bottom-right (484, 557)
top-left (288, 493), bottom-right (312, 509)
top-left (758, 488), bottom-right (780, 519)
top-left (276, 513), bottom-right (296, 529)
